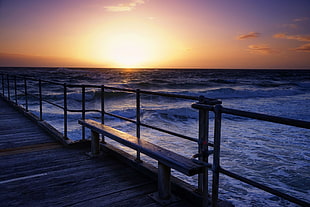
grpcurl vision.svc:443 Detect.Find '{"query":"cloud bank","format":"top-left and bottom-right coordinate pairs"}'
top-left (294, 43), bottom-right (310, 52)
top-left (237, 32), bottom-right (260, 40)
top-left (247, 44), bottom-right (277, 55)
top-left (104, 0), bottom-right (145, 12)
top-left (273, 33), bottom-right (310, 42)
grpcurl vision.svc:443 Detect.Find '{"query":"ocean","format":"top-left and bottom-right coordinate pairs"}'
top-left (1, 67), bottom-right (309, 207)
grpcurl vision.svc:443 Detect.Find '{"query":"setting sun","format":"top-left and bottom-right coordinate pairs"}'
top-left (105, 33), bottom-right (154, 68)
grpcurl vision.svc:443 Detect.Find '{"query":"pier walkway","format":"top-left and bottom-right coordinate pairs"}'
top-left (0, 98), bottom-right (192, 207)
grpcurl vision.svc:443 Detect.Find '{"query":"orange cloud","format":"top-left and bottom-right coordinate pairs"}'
top-left (273, 33), bottom-right (310, 42)
top-left (294, 43), bottom-right (310, 52)
top-left (247, 44), bottom-right (277, 55)
top-left (237, 32), bottom-right (260, 40)
top-left (104, 0), bottom-right (145, 12)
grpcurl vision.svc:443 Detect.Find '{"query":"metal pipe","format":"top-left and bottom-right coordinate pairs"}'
top-left (67, 109), bottom-right (100, 113)
top-left (1, 74), bottom-right (4, 96)
top-left (219, 167), bottom-right (310, 207)
top-left (140, 122), bottom-right (198, 143)
top-left (14, 76), bottom-right (17, 104)
top-left (63, 83), bottom-right (68, 139)
top-left (42, 99), bottom-right (64, 109)
top-left (24, 77), bottom-right (28, 111)
top-left (101, 85), bottom-right (105, 124)
top-left (104, 111), bottom-right (199, 143)
top-left (39, 79), bottom-right (43, 121)
top-left (212, 104), bottom-right (222, 207)
top-left (136, 89), bottom-right (141, 162)
top-left (101, 85), bottom-right (105, 143)
top-left (82, 85), bottom-right (86, 140)
top-left (222, 107), bottom-right (310, 129)
top-left (7, 74), bottom-right (10, 100)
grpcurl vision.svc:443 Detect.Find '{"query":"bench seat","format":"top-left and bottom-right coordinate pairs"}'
top-left (78, 119), bottom-right (203, 176)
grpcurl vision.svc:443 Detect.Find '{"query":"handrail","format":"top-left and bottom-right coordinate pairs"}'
top-left (219, 167), bottom-right (309, 207)
top-left (0, 73), bottom-right (201, 141)
top-left (221, 107), bottom-right (310, 129)
top-left (0, 72), bottom-right (309, 207)
top-left (192, 101), bottom-right (309, 207)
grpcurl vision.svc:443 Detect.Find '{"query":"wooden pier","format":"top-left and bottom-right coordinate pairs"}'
top-left (0, 98), bottom-right (196, 207)
top-left (1, 73), bottom-right (310, 207)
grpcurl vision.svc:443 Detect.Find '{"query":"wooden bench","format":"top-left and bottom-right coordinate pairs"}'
top-left (78, 119), bottom-right (204, 202)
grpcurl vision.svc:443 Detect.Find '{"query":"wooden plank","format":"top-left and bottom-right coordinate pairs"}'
top-left (1, 152), bottom-right (157, 207)
top-left (0, 142), bottom-right (62, 156)
top-left (70, 182), bottom-right (158, 207)
top-left (0, 98), bottom-right (196, 207)
top-left (79, 119), bottom-right (203, 176)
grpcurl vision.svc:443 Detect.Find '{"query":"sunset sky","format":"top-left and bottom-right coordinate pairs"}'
top-left (0, 0), bottom-right (310, 69)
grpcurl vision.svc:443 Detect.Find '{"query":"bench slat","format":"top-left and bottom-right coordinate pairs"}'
top-left (79, 119), bottom-right (203, 176)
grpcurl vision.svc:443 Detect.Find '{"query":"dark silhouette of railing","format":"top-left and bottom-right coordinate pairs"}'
top-left (1, 73), bottom-right (309, 207)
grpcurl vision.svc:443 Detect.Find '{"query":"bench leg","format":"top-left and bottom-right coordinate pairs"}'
top-left (158, 162), bottom-right (171, 200)
top-left (91, 130), bottom-right (100, 156)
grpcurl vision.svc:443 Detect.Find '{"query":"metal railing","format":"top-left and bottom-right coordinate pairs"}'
top-left (192, 100), bottom-right (310, 207)
top-left (1, 73), bottom-right (309, 207)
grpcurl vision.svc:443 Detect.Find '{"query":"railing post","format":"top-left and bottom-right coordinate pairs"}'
top-left (14, 76), bottom-right (17, 104)
top-left (24, 77), bottom-right (28, 112)
top-left (101, 85), bottom-right (105, 143)
top-left (212, 104), bottom-right (222, 207)
top-left (39, 79), bottom-right (43, 121)
top-left (1, 74), bottom-right (4, 96)
top-left (63, 83), bottom-right (68, 139)
top-left (82, 85), bottom-right (86, 140)
top-left (136, 89), bottom-right (141, 162)
top-left (7, 74), bottom-right (10, 100)
top-left (199, 108), bottom-right (209, 207)
top-left (192, 96), bottom-right (222, 207)
top-left (195, 96), bottom-right (210, 207)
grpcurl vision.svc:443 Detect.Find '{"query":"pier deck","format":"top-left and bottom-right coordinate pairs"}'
top-left (0, 98), bottom-right (192, 207)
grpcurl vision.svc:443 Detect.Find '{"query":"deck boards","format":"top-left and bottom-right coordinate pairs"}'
top-left (0, 98), bottom-right (193, 207)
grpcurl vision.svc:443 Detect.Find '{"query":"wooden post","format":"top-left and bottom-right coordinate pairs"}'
top-left (197, 97), bottom-right (210, 207)
top-left (91, 130), bottom-right (100, 156)
top-left (158, 162), bottom-right (171, 200)
top-left (212, 104), bottom-right (222, 207)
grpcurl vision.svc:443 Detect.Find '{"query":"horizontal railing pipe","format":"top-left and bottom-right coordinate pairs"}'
top-left (221, 107), bottom-right (310, 129)
top-left (219, 167), bottom-right (310, 207)
top-left (42, 99), bottom-right (64, 109)
top-left (140, 122), bottom-right (198, 143)
top-left (104, 111), bottom-right (136, 124)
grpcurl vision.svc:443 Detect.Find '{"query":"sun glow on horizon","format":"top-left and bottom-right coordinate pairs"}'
top-left (94, 32), bottom-right (161, 68)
